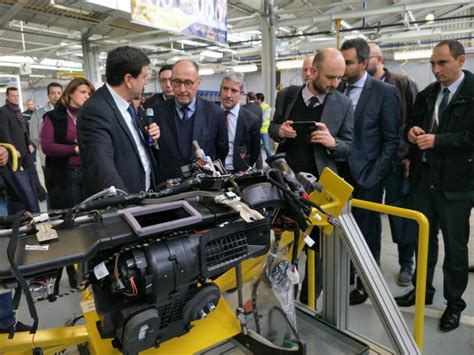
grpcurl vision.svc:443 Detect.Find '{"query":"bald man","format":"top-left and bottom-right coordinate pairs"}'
top-left (301, 56), bottom-right (315, 84)
top-left (153, 59), bottom-right (228, 181)
top-left (367, 43), bottom-right (419, 286)
top-left (269, 48), bottom-right (354, 305)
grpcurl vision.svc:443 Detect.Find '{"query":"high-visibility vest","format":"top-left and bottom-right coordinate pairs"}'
top-left (260, 102), bottom-right (272, 133)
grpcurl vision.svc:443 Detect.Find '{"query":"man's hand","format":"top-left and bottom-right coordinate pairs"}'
top-left (146, 122), bottom-right (160, 142)
top-left (16, 150), bottom-right (21, 158)
top-left (310, 122), bottom-right (336, 148)
top-left (401, 159), bottom-right (410, 178)
top-left (0, 147), bottom-right (9, 166)
top-left (278, 120), bottom-right (297, 139)
top-left (28, 144), bottom-right (35, 154)
top-left (408, 126), bottom-right (425, 144)
top-left (416, 133), bottom-right (435, 150)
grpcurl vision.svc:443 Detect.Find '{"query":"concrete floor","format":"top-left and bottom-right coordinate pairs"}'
top-left (14, 207), bottom-right (474, 354)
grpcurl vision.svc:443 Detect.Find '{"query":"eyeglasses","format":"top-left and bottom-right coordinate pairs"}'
top-left (171, 78), bottom-right (198, 88)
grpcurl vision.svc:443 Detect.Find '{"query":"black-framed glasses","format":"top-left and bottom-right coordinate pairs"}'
top-left (171, 78), bottom-right (198, 88)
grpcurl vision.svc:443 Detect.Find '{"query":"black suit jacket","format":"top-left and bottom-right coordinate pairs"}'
top-left (0, 104), bottom-right (34, 169)
top-left (339, 75), bottom-right (400, 189)
top-left (242, 102), bottom-right (263, 123)
top-left (408, 70), bottom-right (474, 195)
top-left (78, 85), bottom-right (157, 196)
top-left (269, 85), bottom-right (354, 177)
top-left (232, 107), bottom-right (261, 171)
top-left (154, 97), bottom-right (228, 182)
top-left (144, 92), bottom-right (169, 109)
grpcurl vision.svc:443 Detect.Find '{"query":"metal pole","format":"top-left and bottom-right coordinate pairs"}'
top-left (261, 0), bottom-right (276, 107)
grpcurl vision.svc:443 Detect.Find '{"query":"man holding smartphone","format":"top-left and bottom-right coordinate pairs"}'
top-left (269, 48), bottom-right (354, 305)
top-left (269, 48), bottom-right (353, 178)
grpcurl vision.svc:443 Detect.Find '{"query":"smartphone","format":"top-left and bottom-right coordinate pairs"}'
top-left (291, 121), bottom-right (317, 133)
top-left (291, 121), bottom-right (318, 144)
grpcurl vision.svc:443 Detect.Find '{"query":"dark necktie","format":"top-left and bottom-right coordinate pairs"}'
top-left (308, 96), bottom-right (319, 108)
top-left (345, 84), bottom-right (355, 97)
top-left (437, 87), bottom-right (450, 125)
top-left (181, 105), bottom-right (189, 120)
top-left (127, 104), bottom-right (144, 140)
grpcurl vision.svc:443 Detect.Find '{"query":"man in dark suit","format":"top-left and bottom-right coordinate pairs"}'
top-left (243, 92), bottom-right (263, 122)
top-left (153, 59), bottom-right (228, 182)
top-left (0, 87), bottom-right (35, 171)
top-left (269, 48), bottom-right (354, 306)
top-left (143, 64), bottom-right (174, 109)
top-left (78, 46), bottom-right (160, 196)
top-left (367, 43), bottom-right (419, 286)
top-left (395, 40), bottom-right (474, 332)
top-left (338, 38), bottom-right (399, 305)
top-left (220, 72), bottom-right (261, 172)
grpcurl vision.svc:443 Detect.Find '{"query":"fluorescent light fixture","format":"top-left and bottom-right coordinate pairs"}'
top-left (394, 49), bottom-right (432, 61)
top-left (29, 74), bottom-right (47, 78)
top-left (276, 60), bottom-right (303, 70)
top-left (199, 68), bottom-right (215, 76)
top-left (425, 13), bottom-right (435, 22)
top-left (178, 39), bottom-right (204, 46)
top-left (341, 20), bottom-right (352, 29)
top-left (231, 64), bottom-right (258, 73)
top-left (200, 50), bottom-right (223, 59)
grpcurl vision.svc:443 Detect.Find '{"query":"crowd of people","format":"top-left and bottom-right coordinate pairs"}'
top-left (0, 38), bottom-right (472, 336)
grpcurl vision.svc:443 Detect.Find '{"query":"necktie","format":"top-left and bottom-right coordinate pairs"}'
top-left (437, 87), bottom-right (450, 125)
top-left (127, 104), bottom-right (143, 139)
top-left (224, 110), bottom-right (230, 129)
top-left (181, 105), bottom-right (189, 120)
top-left (308, 96), bottom-right (319, 108)
top-left (345, 85), bottom-right (355, 97)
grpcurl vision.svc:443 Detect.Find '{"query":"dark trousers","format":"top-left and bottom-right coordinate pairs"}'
top-left (382, 163), bottom-right (416, 267)
top-left (67, 169), bottom-right (84, 206)
top-left (411, 165), bottom-right (471, 311)
top-left (0, 292), bottom-right (14, 329)
top-left (353, 182), bottom-right (384, 265)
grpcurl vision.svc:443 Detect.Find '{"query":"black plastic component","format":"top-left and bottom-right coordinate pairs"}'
top-left (241, 182), bottom-right (286, 210)
top-left (121, 308), bottom-right (161, 355)
top-left (182, 283), bottom-right (220, 323)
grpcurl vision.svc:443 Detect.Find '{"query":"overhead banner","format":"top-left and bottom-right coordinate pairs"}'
top-left (131, 0), bottom-right (227, 45)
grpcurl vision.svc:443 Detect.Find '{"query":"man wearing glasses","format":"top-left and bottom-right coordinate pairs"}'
top-left (153, 59), bottom-right (228, 182)
top-left (143, 64), bottom-right (174, 109)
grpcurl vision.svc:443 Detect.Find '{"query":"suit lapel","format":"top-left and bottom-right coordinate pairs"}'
top-left (284, 86), bottom-right (303, 121)
top-left (102, 86), bottom-right (144, 165)
top-left (354, 75), bottom-right (372, 122)
top-left (192, 98), bottom-right (204, 151)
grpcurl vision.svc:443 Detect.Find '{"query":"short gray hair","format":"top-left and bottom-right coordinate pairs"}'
top-left (222, 71), bottom-right (245, 91)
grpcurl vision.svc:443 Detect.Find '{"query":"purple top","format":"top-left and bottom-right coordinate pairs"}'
top-left (41, 113), bottom-right (81, 170)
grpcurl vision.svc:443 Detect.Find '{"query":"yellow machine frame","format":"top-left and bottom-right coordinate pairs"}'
top-left (0, 168), bottom-right (429, 354)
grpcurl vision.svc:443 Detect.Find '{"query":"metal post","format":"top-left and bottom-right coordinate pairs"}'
top-left (81, 36), bottom-right (101, 84)
top-left (261, 0), bottom-right (276, 107)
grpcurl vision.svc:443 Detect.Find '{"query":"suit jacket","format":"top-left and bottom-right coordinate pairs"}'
top-left (338, 75), bottom-right (400, 189)
top-left (243, 102), bottom-right (263, 123)
top-left (268, 85), bottom-right (354, 177)
top-left (232, 107), bottom-right (262, 171)
top-left (408, 70), bottom-right (474, 194)
top-left (0, 104), bottom-right (34, 170)
top-left (78, 85), bottom-right (157, 196)
top-left (144, 93), bottom-right (169, 110)
top-left (154, 97), bottom-right (229, 182)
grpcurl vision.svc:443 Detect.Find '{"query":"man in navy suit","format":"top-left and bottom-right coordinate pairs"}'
top-left (338, 38), bottom-right (400, 305)
top-left (153, 59), bottom-right (228, 182)
top-left (78, 46), bottom-right (160, 196)
top-left (219, 72), bottom-right (261, 172)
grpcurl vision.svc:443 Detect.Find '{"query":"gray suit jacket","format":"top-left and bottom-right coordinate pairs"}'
top-left (269, 85), bottom-right (354, 177)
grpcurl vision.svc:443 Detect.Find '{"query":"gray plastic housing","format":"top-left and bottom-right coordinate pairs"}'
top-left (121, 201), bottom-right (202, 237)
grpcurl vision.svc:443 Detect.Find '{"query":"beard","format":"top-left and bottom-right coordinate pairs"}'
top-left (312, 78), bottom-right (335, 95)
